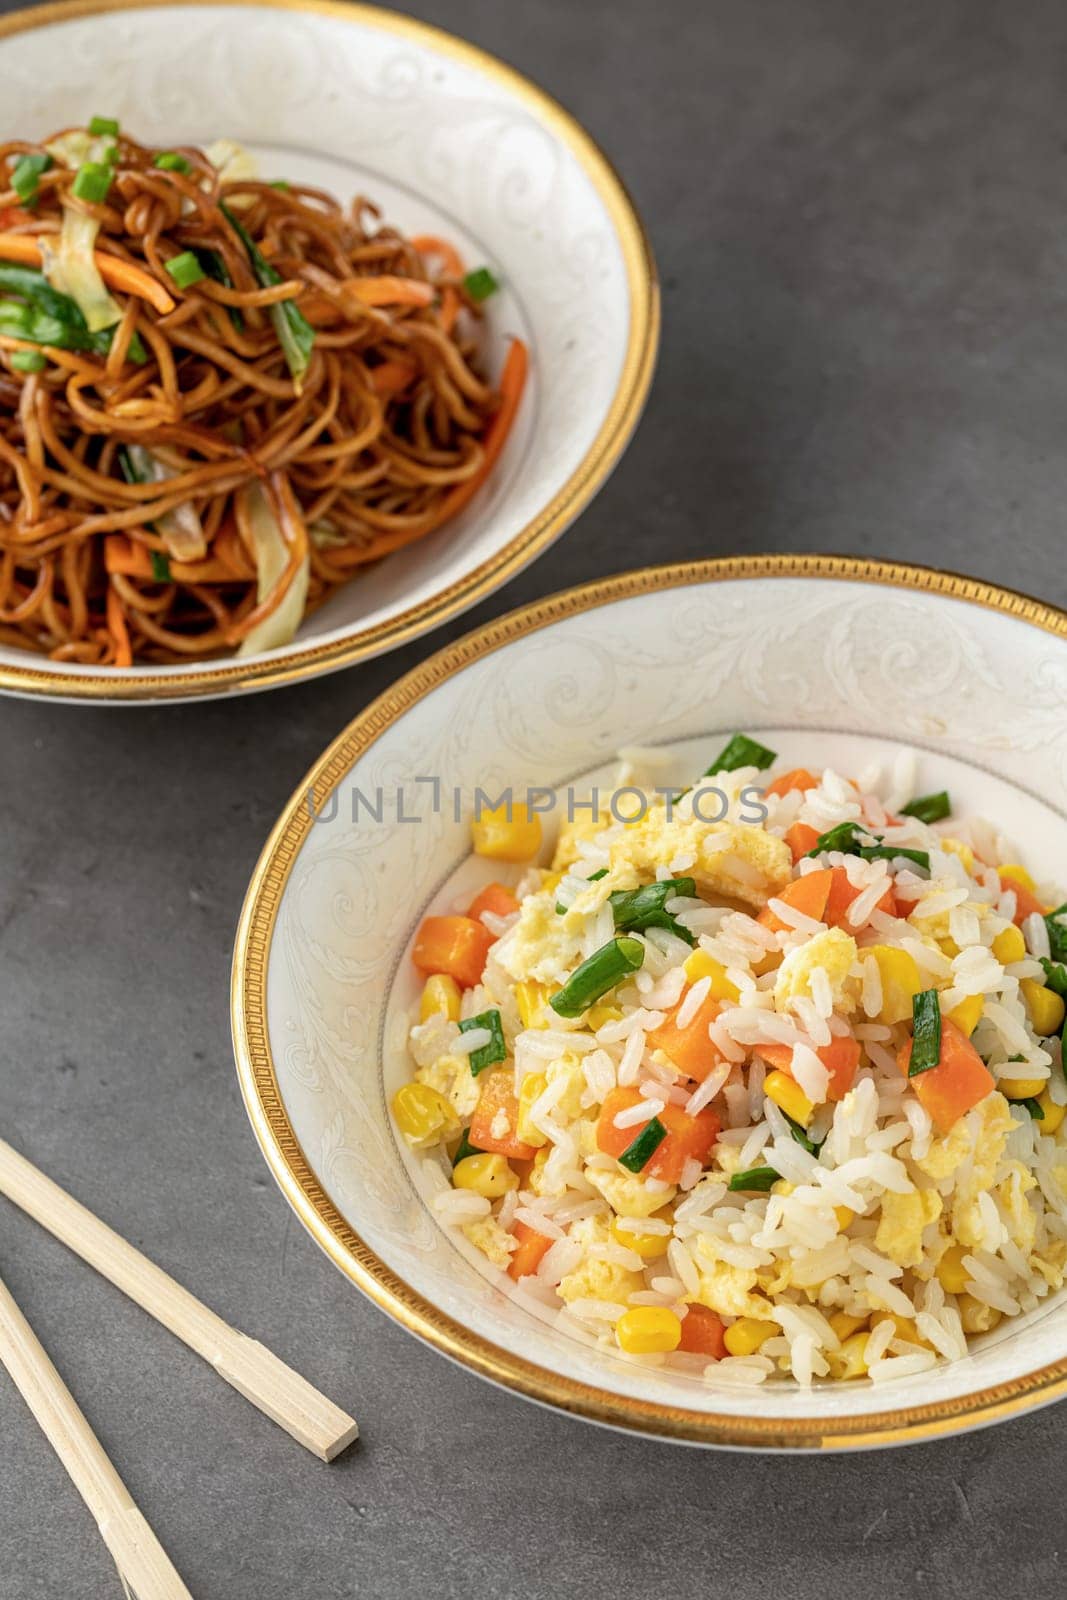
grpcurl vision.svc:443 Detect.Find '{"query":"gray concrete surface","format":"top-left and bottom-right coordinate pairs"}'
top-left (2, 0), bottom-right (1066, 1594)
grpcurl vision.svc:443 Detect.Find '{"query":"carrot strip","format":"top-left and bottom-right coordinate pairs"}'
top-left (106, 584), bottom-right (132, 667)
top-left (0, 233), bottom-right (175, 314)
top-left (370, 359), bottom-right (418, 395)
top-left (411, 238), bottom-right (466, 333)
top-left (344, 275), bottom-right (435, 308)
top-left (434, 338), bottom-right (527, 523)
top-left (104, 536), bottom-right (153, 578)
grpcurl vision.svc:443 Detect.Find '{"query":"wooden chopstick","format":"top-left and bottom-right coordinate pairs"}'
top-left (0, 1270), bottom-right (193, 1599)
top-left (0, 1138), bottom-right (358, 1462)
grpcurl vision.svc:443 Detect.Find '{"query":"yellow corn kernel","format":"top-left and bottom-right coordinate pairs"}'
top-left (586, 1002), bottom-right (623, 1030)
top-left (419, 973), bottom-right (462, 1023)
top-left (940, 838), bottom-right (975, 874)
top-left (874, 1313), bottom-right (932, 1350)
top-left (764, 1070), bottom-right (814, 1128)
top-left (516, 981), bottom-right (547, 1030)
top-left (392, 1082), bottom-right (459, 1147)
top-left (452, 1152), bottom-right (518, 1199)
top-left (615, 1306), bottom-right (683, 1354)
top-left (936, 1243), bottom-right (970, 1295)
top-left (992, 924), bottom-right (1027, 965)
top-left (1021, 979), bottom-right (1066, 1038)
top-left (470, 802), bottom-right (543, 863)
top-left (772, 1180), bottom-right (795, 1197)
top-left (866, 945), bottom-right (924, 1026)
top-left (937, 936), bottom-right (961, 959)
top-left (723, 1317), bottom-right (775, 1357)
top-left (828, 1310), bottom-right (867, 1341)
top-left (958, 1294), bottom-right (1002, 1335)
top-left (834, 1206), bottom-right (855, 1232)
top-left (946, 994), bottom-right (984, 1037)
top-left (827, 1331), bottom-right (870, 1379)
top-left (516, 1072), bottom-right (549, 1149)
top-left (752, 949), bottom-right (782, 977)
top-left (1038, 1090), bottom-right (1066, 1135)
top-left (1001, 1074), bottom-right (1050, 1100)
top-left (1000, 863), bottom-right (1037, 894)
top-left (611, 1215), bottom-right (669, 1261)
top-left (682, 949), bottom-right (740, 1002)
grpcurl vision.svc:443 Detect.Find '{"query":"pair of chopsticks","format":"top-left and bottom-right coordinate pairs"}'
top-left (0, 1137), bottom-right (358, 1598)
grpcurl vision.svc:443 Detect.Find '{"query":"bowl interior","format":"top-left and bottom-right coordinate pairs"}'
top-left (236, 563), bottom-right (1067, 1446)
top-left (0, 1), bottom-right (654, 696)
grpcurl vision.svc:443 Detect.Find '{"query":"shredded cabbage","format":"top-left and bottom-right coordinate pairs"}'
top-left (125, 446), bottom-right (206, 562)
top-left (40, 131), bottom-right (123, 331)
top-left (236, 482), bottom-right (309, 657)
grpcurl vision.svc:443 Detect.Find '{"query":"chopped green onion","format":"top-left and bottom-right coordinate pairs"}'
top-left (728, 1165), bottom-right (779, 1192)
top-left (1044, 903), bottom-right (1067, 964)
top-left (463, 266), bottom-right (499, 302)
top-left (11, 152), bottom-right (51, 205)
top-left (154, 152), bottom-right (191, 174)
top-left (165, 250), bottom-right (206, 289)
top-left (608, 877), bottom-right (697, 946)
top-left (901, 790), bottom-right (951, 824)
top-left (269, 180), bottom-right (291, 192)
top-left (451, 1126), bottom-right (484, 1166)
top-left (149, 550), bottom-right (172, 582)
top-left (458, 1008), bottom-right (507, 1076)
top-left (858, 844), bottom-right (931, 870)
top-left (1040, 958), bottom-right (1067, 998)
top-left (10, 349), bottom-right (47, 372)
top-left (704, 733), bottom-right (777, 776)
top-left (221, 200), bottom-right (314, 387)
top-left (549, 935), bottom-right (645, 1018)
top-left (71, 161), bottom-right (112, 204)
top-left (194, 248), bottom-right (243, 332)
top-left (783, 1112), bottom-right (822, 1155)
top-left (1018, 1097), bottom-right (1045, 1121)
top-left (88, 116), bottom-right (120, 138)
top-left (617, 1116), bottom-right (667, 1174)
top-left (908, 989), bottom-right (942, 1076)
top-left (555, 866), bottom-right (607, 915)
top-left (805, 820), bottom-right (929, 872)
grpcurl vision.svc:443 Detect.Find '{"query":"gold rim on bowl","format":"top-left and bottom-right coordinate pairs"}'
top-left (0, 0), bottom-right (659, 702)
top-left (232, 554), bottom-right (1067, 1450)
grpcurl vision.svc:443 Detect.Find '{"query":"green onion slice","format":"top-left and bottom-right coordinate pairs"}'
top-left (704, 733), bottom-right (777, 776)
top-left (728, 1165), bottom-right (779, 1192)
top-left (464, 266), bottom-right (499, 302)
top-left (452, 1126), bottom-right (485, 1167)
top-left (783, 1112), bottom-right (822, 1155)
top-left (805, 820), bottom-right (929, 872)
top-left (1039, 958), bottom-right (1067, 999)
top-left (11, 152), bottom-right (52, 205)
top-left (908, 989), bottom-right (943, 1076)
top-left (1044, 903), bottom-right (1067, 965)
top-left (154, 152), bottom-right (192, 174)
top-left (221, 200), bottom-right (314, 388)
top-left (71, 161), bottom-right (113, 204)
top-left (618, 1116), bottom-right (667, 1174)
top-left (269, 179), bottom-right (292, 192)
top-left (165, 250), bottom-right (206, 289)
top-left (10, 349), bottom-right (47, 372)
top-left (1018, 1097), bottom-right (1045, 1121)
top-left (88, 116), bottom-right (120, 138)
top-left (901, 790), bottom-right (951, 824)
top-left (458, 1008), bottom-right (507, 1076)
top-left (608, 877), bottom-right (697, 946)
top-left (549, 936), bottom-right (645, 1018)
top-left (149, 550), bottom-right (172, 582)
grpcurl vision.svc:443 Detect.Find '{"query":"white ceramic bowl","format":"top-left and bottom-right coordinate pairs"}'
top-left (232, 557), bottom-right (1067, 1448)
top-left (0, 0), bottom-right (656, 702)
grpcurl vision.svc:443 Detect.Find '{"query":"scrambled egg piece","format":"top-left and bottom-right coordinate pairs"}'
top-left (774, 926), bottom-right (858, 1012)
top-left (1031, 1238), bottom-right (1067, 1291)
top-left (415, 1054), bottom-right (480, 1118)
top-left (552, 807), bottom-right (617, 872)
top-left (610, 810), bottom-right (792, 909)
top-left (462, 1217), bottom-right (516, 1269)
top-left (939, 1094), bottom-right (1016, 1249)
top-left (586, 1166), bottom-right (677, 1218)
top-left (998, 1163), bottom-right (1038, 1255)
top-left (914, 1114), bottom-right (975, 1181)
top-left (875, 1188), bottom-right (942, 1269)
top-left (557, 1216), bottom-right (645, 1306)
top-left (495, 889), bottom-right (585, 984)
top-left (546, 1054), bottom-right (586, 1120)
top-left (690, 1234), bottom-right (771, 1319)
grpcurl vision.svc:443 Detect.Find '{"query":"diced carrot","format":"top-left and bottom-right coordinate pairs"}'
top-left (895, 1018), bottom-right (995, 1134)
top-left (1001, 874), bottom-right (1047, 927)
top-left (412, 914), bottom-right (494, 988)
top-left (469, 1069), bottom-right (537, 1161)
top-left (466, 882), bottom-right (520, 922)
top-left (784, 821), bottom-right (821, 863)
top-left (678, 1304), bottom-right (727, 1358)
top-left (596, 1088), bottom-right (720, 1184)
top-left (764, 768), bottom-right (819, 799)
top-left (758, 1034), bottom-right (861, 1102)
top-left (824, 865), bottom-right (896, 929)
top-left (758, 868), bottom-right (833, 933)
top-left (648, 992), bottom-right (724, 1083)
top-left (507, 1219), bottom-right (553, 1281)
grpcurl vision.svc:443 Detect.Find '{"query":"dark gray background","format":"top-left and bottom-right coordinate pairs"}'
top-left (1, 0), bottom-right (1064, 1594)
